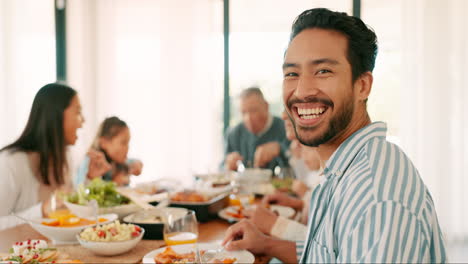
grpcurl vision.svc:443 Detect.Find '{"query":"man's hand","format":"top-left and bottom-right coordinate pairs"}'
top-left (225, 152), bottom-right (243, 171)
top-left (292, 179), bottom-right (309, 198)
top-left (87, 150), bottom-right (112, 180)
top-left (262, 192), bottom-right (304, 211)
top-left (243, 205), bottom-right (278, 235)
top-left (129, 160), bottom-right (143, 176)
top-left (254, 142), bottom-right (280, 168)
top-left (222, 219), bottom-right (299, 263)
top-left (222, 219), bottom-right (270, 255)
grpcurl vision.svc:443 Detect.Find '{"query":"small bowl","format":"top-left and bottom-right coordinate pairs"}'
top-left (123, 207), bottom-right (187, 240)
top-left (65, 201), bottom-right (140, 219)
top-left (77, 227), bottom-right (144, 256)
top-left (28, 213), bottom-right (118, 244)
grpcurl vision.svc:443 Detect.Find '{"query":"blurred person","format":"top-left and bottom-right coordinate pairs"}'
top-left (75, 116), bottom-right (143, 186)
top-left (222, 8), bottom-right (446, 263)
top-left (281, 110), bottom-right (322, 198)
top-left (224, 87), bottom-right (289, 171)
top-left (0, 83), bottom-right (84, 230)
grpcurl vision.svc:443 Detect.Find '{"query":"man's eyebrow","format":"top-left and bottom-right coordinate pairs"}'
top-left (310, 58), bottom-right (340, 66)
top-left (282, 62), bottom-right (298, 70)
top-left (282, 58), bottom-right (340, 70)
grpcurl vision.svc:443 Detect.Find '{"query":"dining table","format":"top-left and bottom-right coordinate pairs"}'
top-left (0, 218), bottom-right (270, 263)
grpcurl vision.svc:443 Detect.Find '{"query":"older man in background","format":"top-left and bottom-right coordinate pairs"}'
top-left (224, 87), bottom-right (289, 171)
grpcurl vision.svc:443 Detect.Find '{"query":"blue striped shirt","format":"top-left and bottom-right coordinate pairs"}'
top-left (297, 122), bottom-right (447, 263)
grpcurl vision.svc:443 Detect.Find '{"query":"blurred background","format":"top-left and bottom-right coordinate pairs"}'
top-left (0, 0), bottom-right (467, 260)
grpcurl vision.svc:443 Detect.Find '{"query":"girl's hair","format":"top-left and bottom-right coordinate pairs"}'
top-left (91, 116), bottom-right (128, 151)
top-left (1, 83), bottom-right (77, 185)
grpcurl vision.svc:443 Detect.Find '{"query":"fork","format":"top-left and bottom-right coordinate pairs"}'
top-left (201, 240), bottom-right (232, 263)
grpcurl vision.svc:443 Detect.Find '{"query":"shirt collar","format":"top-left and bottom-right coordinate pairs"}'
top-left (323, 122), bottom-right (387, 177)
top-left (255, 115), bottom-right (273, 137)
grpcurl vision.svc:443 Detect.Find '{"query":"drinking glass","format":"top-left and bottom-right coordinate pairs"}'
top-left (163, 210), bottom-right (198, 245)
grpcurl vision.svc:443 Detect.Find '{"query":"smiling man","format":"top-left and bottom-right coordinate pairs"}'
top-left (222, 8), bottom-right (447, 263)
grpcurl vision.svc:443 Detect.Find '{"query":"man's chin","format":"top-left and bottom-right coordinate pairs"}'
top-left (296, 127), bottom-right (328, 147)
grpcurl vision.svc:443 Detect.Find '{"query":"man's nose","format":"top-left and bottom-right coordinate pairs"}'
top-left (294, 75), bottom-right (320, 99)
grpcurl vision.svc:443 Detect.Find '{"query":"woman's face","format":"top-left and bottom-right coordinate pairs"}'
top-left (63, 95), bottom-right (84, 145)
top-left (100, 127), bottom-right (130, 164)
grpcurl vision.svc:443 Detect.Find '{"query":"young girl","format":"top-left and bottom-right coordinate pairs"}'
top-left (0, 83), bottom-right (84, 230)
top-left (75, 116), bottom-right (143, 186)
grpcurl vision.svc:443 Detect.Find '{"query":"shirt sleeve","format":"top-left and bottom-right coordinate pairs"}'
top-left (271, 216), bottom-right (308, 241)
top-left (0, 154), bottom-right (42, 230)
top-left (337, 200), bottom-right (429, 263)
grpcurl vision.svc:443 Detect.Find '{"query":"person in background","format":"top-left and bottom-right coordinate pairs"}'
top-left (282, 110), bottom-right (322, 198)
top-left (0, 83), bottom-right (84, 230)
top-left (222, 8), bottom-right (446, 263)
top-left (224, 87), bottom-right (289, 171)
top-left (75, 116), bottom-right (143, 186)
top-left (241, 110), bottom-right (323, 242)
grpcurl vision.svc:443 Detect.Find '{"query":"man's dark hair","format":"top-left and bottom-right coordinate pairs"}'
top-left (1, 83), bottom-right (77, 185)
top-left (290, 8), bottom-right (378, 81)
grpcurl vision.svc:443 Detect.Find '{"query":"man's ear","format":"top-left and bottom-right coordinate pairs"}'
top-left (354, 71), bottom-right (373, 102)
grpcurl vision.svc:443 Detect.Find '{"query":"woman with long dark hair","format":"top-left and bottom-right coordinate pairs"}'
top-left (0, 83), bottom-right (84, 230)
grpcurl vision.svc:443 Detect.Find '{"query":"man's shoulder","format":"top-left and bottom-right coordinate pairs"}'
top-left (358, 137), bottom-right (429, 215)
top-left (226, 122), bottom-right (248, 137)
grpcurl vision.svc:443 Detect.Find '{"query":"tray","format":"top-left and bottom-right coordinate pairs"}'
top-left (150, 193), bottom-right (229, 222)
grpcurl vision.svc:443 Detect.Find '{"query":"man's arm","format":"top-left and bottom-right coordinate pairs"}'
top-left (337, 200), bottom-right (437, 263)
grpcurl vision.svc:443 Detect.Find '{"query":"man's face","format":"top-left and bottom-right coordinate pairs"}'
top-left (240, 94), bottom-right (269, 134)
top-left (282, 28), bottom-right (356, 147)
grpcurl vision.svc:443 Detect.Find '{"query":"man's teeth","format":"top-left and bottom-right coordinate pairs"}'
top-left (297, 107), bottom-right (326, 118)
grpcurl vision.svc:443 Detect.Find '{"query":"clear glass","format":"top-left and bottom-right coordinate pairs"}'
top-left (163, 210), bottom-right (198, 246)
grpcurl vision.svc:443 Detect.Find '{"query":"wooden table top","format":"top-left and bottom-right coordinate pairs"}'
top-left (0, 219), bottom-right (269, 263)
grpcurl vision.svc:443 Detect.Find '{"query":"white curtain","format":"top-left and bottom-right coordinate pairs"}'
top-left (400, 0), bottom-right (468, 239)
top-left (0, 0), bottom-right (56, 147)
top-left (66, 0), bottom-right (224, 186)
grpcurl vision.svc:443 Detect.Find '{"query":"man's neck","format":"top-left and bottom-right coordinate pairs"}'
top-left (255, 115), bottom-right (273, 137)
top-left (316, 113), bottom-right (371, 165)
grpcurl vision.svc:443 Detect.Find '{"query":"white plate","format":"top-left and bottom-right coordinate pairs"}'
top-left (218, 205), bottom-right (295, 222)
top-left (143, 242), bottom-right (254, 264)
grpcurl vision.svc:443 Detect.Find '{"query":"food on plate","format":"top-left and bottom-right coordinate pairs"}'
top-left (154, 247), bottom-right (195, 264)
top-left (153, 247), bottom-right (236, 264)
top-left (171, 191), bottom-right (208, 203)
top-left (79, 221), bottom-right (142, 242)
top-left (133, 185), bottom-right (167, 195)
top-left (224, 205), bottom-right (245, 219)
top-left (210, 258), bottom-right (237, 264)
top-left (41, 210), bottom-right (108, 227)
top-left (65, 178), bottom-right (130, 207)
top-left (0, 239), bottom-right (81, 263)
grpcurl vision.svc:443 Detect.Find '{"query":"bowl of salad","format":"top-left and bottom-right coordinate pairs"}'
top-left (65, 179), bottom-right (140, 219)
top-left (77, 221), bottom-right (144, 256)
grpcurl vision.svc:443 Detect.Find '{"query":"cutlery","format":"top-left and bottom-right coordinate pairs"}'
top-left (201, 240), bottom-right (232, 263)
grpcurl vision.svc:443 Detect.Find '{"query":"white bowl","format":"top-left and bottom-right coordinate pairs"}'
top-left (65, 201), bottom-right (140, 219)
top-left (28, 213), bottom-right (117, 244)
top-left (77, 227), bottom-right (144, 256)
